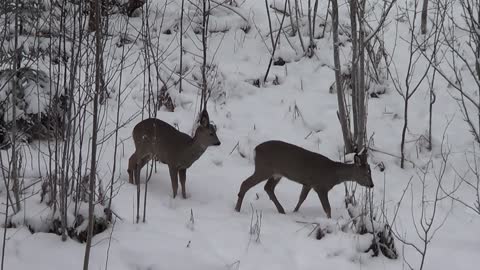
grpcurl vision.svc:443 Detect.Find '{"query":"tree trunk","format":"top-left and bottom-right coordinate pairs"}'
top-left (421, 0), bottom-right (428, 34)
top-left (400, 97), bottom-right (408, 169)
top-left (332, 0), bottom-right (354, 153)
top-left (83, 0), bottom-right (102, 268)
top-left (428, 80), bottom-right (435, 151)
top-left (88, 0), bottom-right (96, 32)
top-left (11, 0), bottom-right (21, 214)
top-left (349, 0), bottom-right (359, 145)
top-left (127, 0), bottom-right (146, 17)
top-left (179, 0), bottom-right (185, 92)
top-left (355, 0), bottom-right (367, 149)
top-left (476, 5), bottom-right (480, 144)
top-left (200, 0), bottom-right (210, 111)
top-left (294, 0), bottom-right (306, 52)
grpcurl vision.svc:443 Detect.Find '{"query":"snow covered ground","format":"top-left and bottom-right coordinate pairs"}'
top-left (2, 0), bottom-right (480, 269)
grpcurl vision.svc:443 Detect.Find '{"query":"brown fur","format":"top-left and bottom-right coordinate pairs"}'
top-left (128, 110), bottom-right (220, 198)
top-left (235, 140), bottom-right (373, 218)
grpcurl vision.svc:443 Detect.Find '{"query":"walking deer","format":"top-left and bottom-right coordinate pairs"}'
top-left (234, 140), bottom-right (374, 218)
top-left (127, 110), bottom-right (221, 198)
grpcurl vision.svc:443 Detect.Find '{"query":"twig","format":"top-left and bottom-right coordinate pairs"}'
top-left (264, 0), bottom-right (289, 84)
top-left (229, 141), bottom-right (240, 155)
top-left (369, 147), bottom-right (416, 167)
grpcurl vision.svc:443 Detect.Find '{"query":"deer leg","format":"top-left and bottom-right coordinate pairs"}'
top-left (131, 154), bottom-right (151, 185)
top-left (134, 159), bottom-right (142, 187)
top-left (293, 185), bottom-right (311, 212)
top-left (136, 155), bottom-right (151, 185)
top-left (235, 171), bottom-right (269, 212)
top-left (139, 155), bottom-right (150, 169)
top-left (264, 177), bottom-right (285, 214)
top-left (168, 166), bottom-right (179, 198)
top-left (314, 188), bottom-right (331, 218)
top-left (128, 152), bottom-right (137, 184)
top-left (179, 169), bottom-right (187, 199)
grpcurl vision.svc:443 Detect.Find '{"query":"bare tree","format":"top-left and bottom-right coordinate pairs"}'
top-left (83, 0), bottom-right (103, 268)
top-left (264, 0), bottom-right (288, 85)
top-left (398, 0), bottom-right (447, 156)
top-left (385, 0), bottom-right (435, 168)
top-left (424, 0), bottom-right (446, 151)
top-left (1, 156), bottom-right (10, 270)
top-left (179, 0), bottom-right (185, 93)
top-left (331, 0), bottom-right (354, 153)
top-left (107, 15), bottom-right (131, 222)
top-left (440, 142), bottom-right (480, 215)
top-left (421, 0), bottom-right (428, 35)
top-left (333, 0), bottom-right (396, 155)
top-left (10, 0), bottom-right (21, 214)
top-left (88, 0), bottom-right (97, 32)
top-left (349, 0), bottom-right (368, 150)
top-left (306, 0), bottom-right (319, 57)
top-left (393, 129), bottom-right (451, 270)
top-left (293, 0), bottom-right (305, 52)
top-left (427, 0), bottom-right (480, 144)
top-left (200, 0), bottom-right (211, 111)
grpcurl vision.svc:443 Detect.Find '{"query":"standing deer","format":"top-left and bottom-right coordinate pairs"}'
top-left (128, 110), bottom-right (221, 198)
top-left (234, 140), bottom-right (374, 218)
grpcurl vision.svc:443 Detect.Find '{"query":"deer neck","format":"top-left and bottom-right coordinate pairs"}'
top-left (178, 137), bottom-right (208, 168)
top-left (334, 162), bottom-right (358, 183)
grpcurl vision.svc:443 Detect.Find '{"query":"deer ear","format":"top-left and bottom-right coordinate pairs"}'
top-left (354, 154), bottom-right (362, 166)
top-left (199, 110), bottom-right (210, 127)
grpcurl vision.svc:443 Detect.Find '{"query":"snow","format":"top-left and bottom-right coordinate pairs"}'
top-left (1, 0), bottom-right (480, 270)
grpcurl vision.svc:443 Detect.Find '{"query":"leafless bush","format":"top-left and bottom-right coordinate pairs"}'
top-left (0, 68), bottom-right (67, 148)
top-left (0, 3), bottom-right (131, 269)
top-left (332, 0), bottom-right (396, 155)
top-left (186, 208), bottom-right (195, 231)
top-left (424, 0), bottom-right (480, 144)
top-left (249, 204), bottom-right (262, 243)
top-left (392, 132), bottom-right (452, 270)
top-left (343, 186), bottom-right (399, 259)
top-left (383, 0), bottom-right (450, 168)
top-left (440, 142), bottom-right (480, 215)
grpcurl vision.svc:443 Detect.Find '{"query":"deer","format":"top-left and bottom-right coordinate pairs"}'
top-left (127, 110), bottom-right (221, 199)
top-left (234, 140), bottom-right (374, 218)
